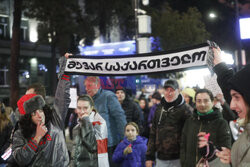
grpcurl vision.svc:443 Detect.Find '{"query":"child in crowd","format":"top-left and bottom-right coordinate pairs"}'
top-left (112, 122), bottom-right (147, 167)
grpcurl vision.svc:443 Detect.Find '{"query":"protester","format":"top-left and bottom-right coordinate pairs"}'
top-left (11, 54), bottom-right (71, 167)
top-left (181, 87), bottom-right (196, 110)
top-left (0, 102), bottom-right (13, 167)
top-left (146, 79), bottom-right (192, 167)
top-left (73, 95), bottom-right (109, 167)
top-left (112, 122), bottom-right (147, 167)
top-left (198, 46), bottom-right (250, 166)
top-left (84, 76), bottom-right (127, 167)
top-left (139, 97), bottom-right (150, 138)
top-left (180, 88), bottom-right (231, 167)
top-left (11, 83), bottom-right (47, 126)
top-left (115, 88), bottom-right (143, 132)
top-left (147, 91), bottom-right (161, 128)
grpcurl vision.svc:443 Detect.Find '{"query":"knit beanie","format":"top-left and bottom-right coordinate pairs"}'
top-left (182, 88), bottom-right (196, 102)
top-left (17, 94), bottom-right (45, 115)
top-left (229, 64), bottom-right (250, 105)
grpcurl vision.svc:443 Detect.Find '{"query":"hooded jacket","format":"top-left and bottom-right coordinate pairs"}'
top-left (180, 108), bottom-right (231, 167)
top-left (112, 136), bottom-right (147, 167)
top-left (12, 57), bottom-right (71, 167)
top-left (146, 95), bottom-right (192, 161)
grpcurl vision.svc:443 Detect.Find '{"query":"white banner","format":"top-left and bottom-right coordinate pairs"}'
top-left (65, 44), bottom-right (209, 75)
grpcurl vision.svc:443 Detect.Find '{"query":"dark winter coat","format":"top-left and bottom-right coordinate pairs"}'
top-left (146, 95), bottom-right (192, 161)
top-left (0, 122), bottom-right (13, 163)
top-left (180, 108), bottom-right (232, 167)
top-left (12, 57), bottom-right (71, 167)
top-left (121, 96), bottom-right (143, 130)
top-left (112, 136), bottom-right (147, 167)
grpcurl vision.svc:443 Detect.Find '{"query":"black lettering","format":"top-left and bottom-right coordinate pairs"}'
top-left (161, 58), bottom-right (170, 67)
top-left (82, 62), bottom-right (90, 70)
top-left (181, 54), bottom-right (191, 64)
top-left (121, 62), bottom-right (130, 71)
top-left (89, 62), bottom-right (95, 70)
top-left (192, 51), bottom-right (206, 62)
top-left (105, 63), bottom-right (112, 71)
top-left (113, 62), bottom-right (120, 71)
top-left (138, 60), bottom-right (147, 70)
top-left (147, 59), bottom-right (160, 69)
top-left (170, 56), bottom-right (181, 66)
top-left (67, 61), bottom-right (76, 69)
top-left (129, 61), bottom-right (138, 70)
top-left (76, 62), bottom-right (82, 69)
top-left (95, 62), bottom-right (103, 71)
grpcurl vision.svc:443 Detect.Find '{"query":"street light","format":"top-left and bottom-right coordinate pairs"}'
top-left (208, 12), bottom-right (217, 19)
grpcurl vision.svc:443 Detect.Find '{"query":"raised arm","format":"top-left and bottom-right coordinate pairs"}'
top-left (51, 53), bottom-right (71, 130)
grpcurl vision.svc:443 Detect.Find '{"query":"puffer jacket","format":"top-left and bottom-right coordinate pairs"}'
top-left (180, 108), bottom-right (232, 167)
top-left (231, 123), bottom-right (250, 166)
top-left (92, 89), bottom-right (127, 147)
top-left (12, 57), bottom-right (71, 167)
top-left (112, 136), bottom-right (147, 167)
top-left (146, 95), bottom-right (192, 161)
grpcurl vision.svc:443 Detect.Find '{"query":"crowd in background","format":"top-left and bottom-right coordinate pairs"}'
top-left (1, 46), bottom-right (250, 167)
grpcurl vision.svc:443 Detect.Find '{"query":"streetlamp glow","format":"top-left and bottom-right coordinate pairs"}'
top-left (209, 12), bottom-right (217, 19)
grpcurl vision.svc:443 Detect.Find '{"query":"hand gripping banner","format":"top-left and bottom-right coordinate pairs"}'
top-left (64, 43), bottom-right (210, 76)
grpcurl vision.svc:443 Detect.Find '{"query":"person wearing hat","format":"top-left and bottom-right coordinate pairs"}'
top-left (11, 54), bottom-right (71, 167)
top-left (146, 79), bottom-right (192, 167)
top-left (198, 46), bottom-right (250, 167)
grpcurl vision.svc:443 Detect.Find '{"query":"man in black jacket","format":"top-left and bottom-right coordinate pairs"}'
top-left (146, 79), bottom-right (192, 167)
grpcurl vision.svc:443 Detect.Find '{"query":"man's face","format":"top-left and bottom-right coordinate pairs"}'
top-left (84, 79), bottom-right (99, 97)
top-left (76, 100), bottom-right (92, 118)
top-left (195, 93), bottom-right (213, 113)
top-left (115, 90), bottom-right (126, 103)
top-left (230, 89), bottom-right (248, 119)
top-left (163, 87), bottom-right (179, 102)
top-left (31, 109), bottom-right (45, 125)
top-left (26, 88), bottom-right (36, 95)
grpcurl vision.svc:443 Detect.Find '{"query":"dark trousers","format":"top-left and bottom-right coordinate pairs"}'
top-left (108, 145), bottom-right (119, 167)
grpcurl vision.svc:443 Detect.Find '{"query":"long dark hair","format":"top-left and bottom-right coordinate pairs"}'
top-left (19, 104), bottom-right (52, 139)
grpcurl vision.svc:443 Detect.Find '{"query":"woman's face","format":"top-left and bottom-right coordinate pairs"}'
top-left (139, 99), bottom-right (146, 109)
top-left (31, 109), bottom-right (45, 125)
top-left (76, 100), bottom-right (93, 118)
top-left (125, 124), bottom-right (138, 141)
top-left (230, 89), bottom-right (248, 119)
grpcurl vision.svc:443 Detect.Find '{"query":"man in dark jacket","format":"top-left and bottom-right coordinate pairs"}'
top-left (180, 89), bottom-right (231, 167)
top-left (146, 79), bottom-right (192, 167)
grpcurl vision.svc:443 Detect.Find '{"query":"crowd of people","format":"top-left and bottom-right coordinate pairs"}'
top-left (0, 46), bottom-right (250, 167)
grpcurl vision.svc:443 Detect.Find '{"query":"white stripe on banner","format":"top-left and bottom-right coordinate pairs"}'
top-left (65, 44), bottom-right (209, 75)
